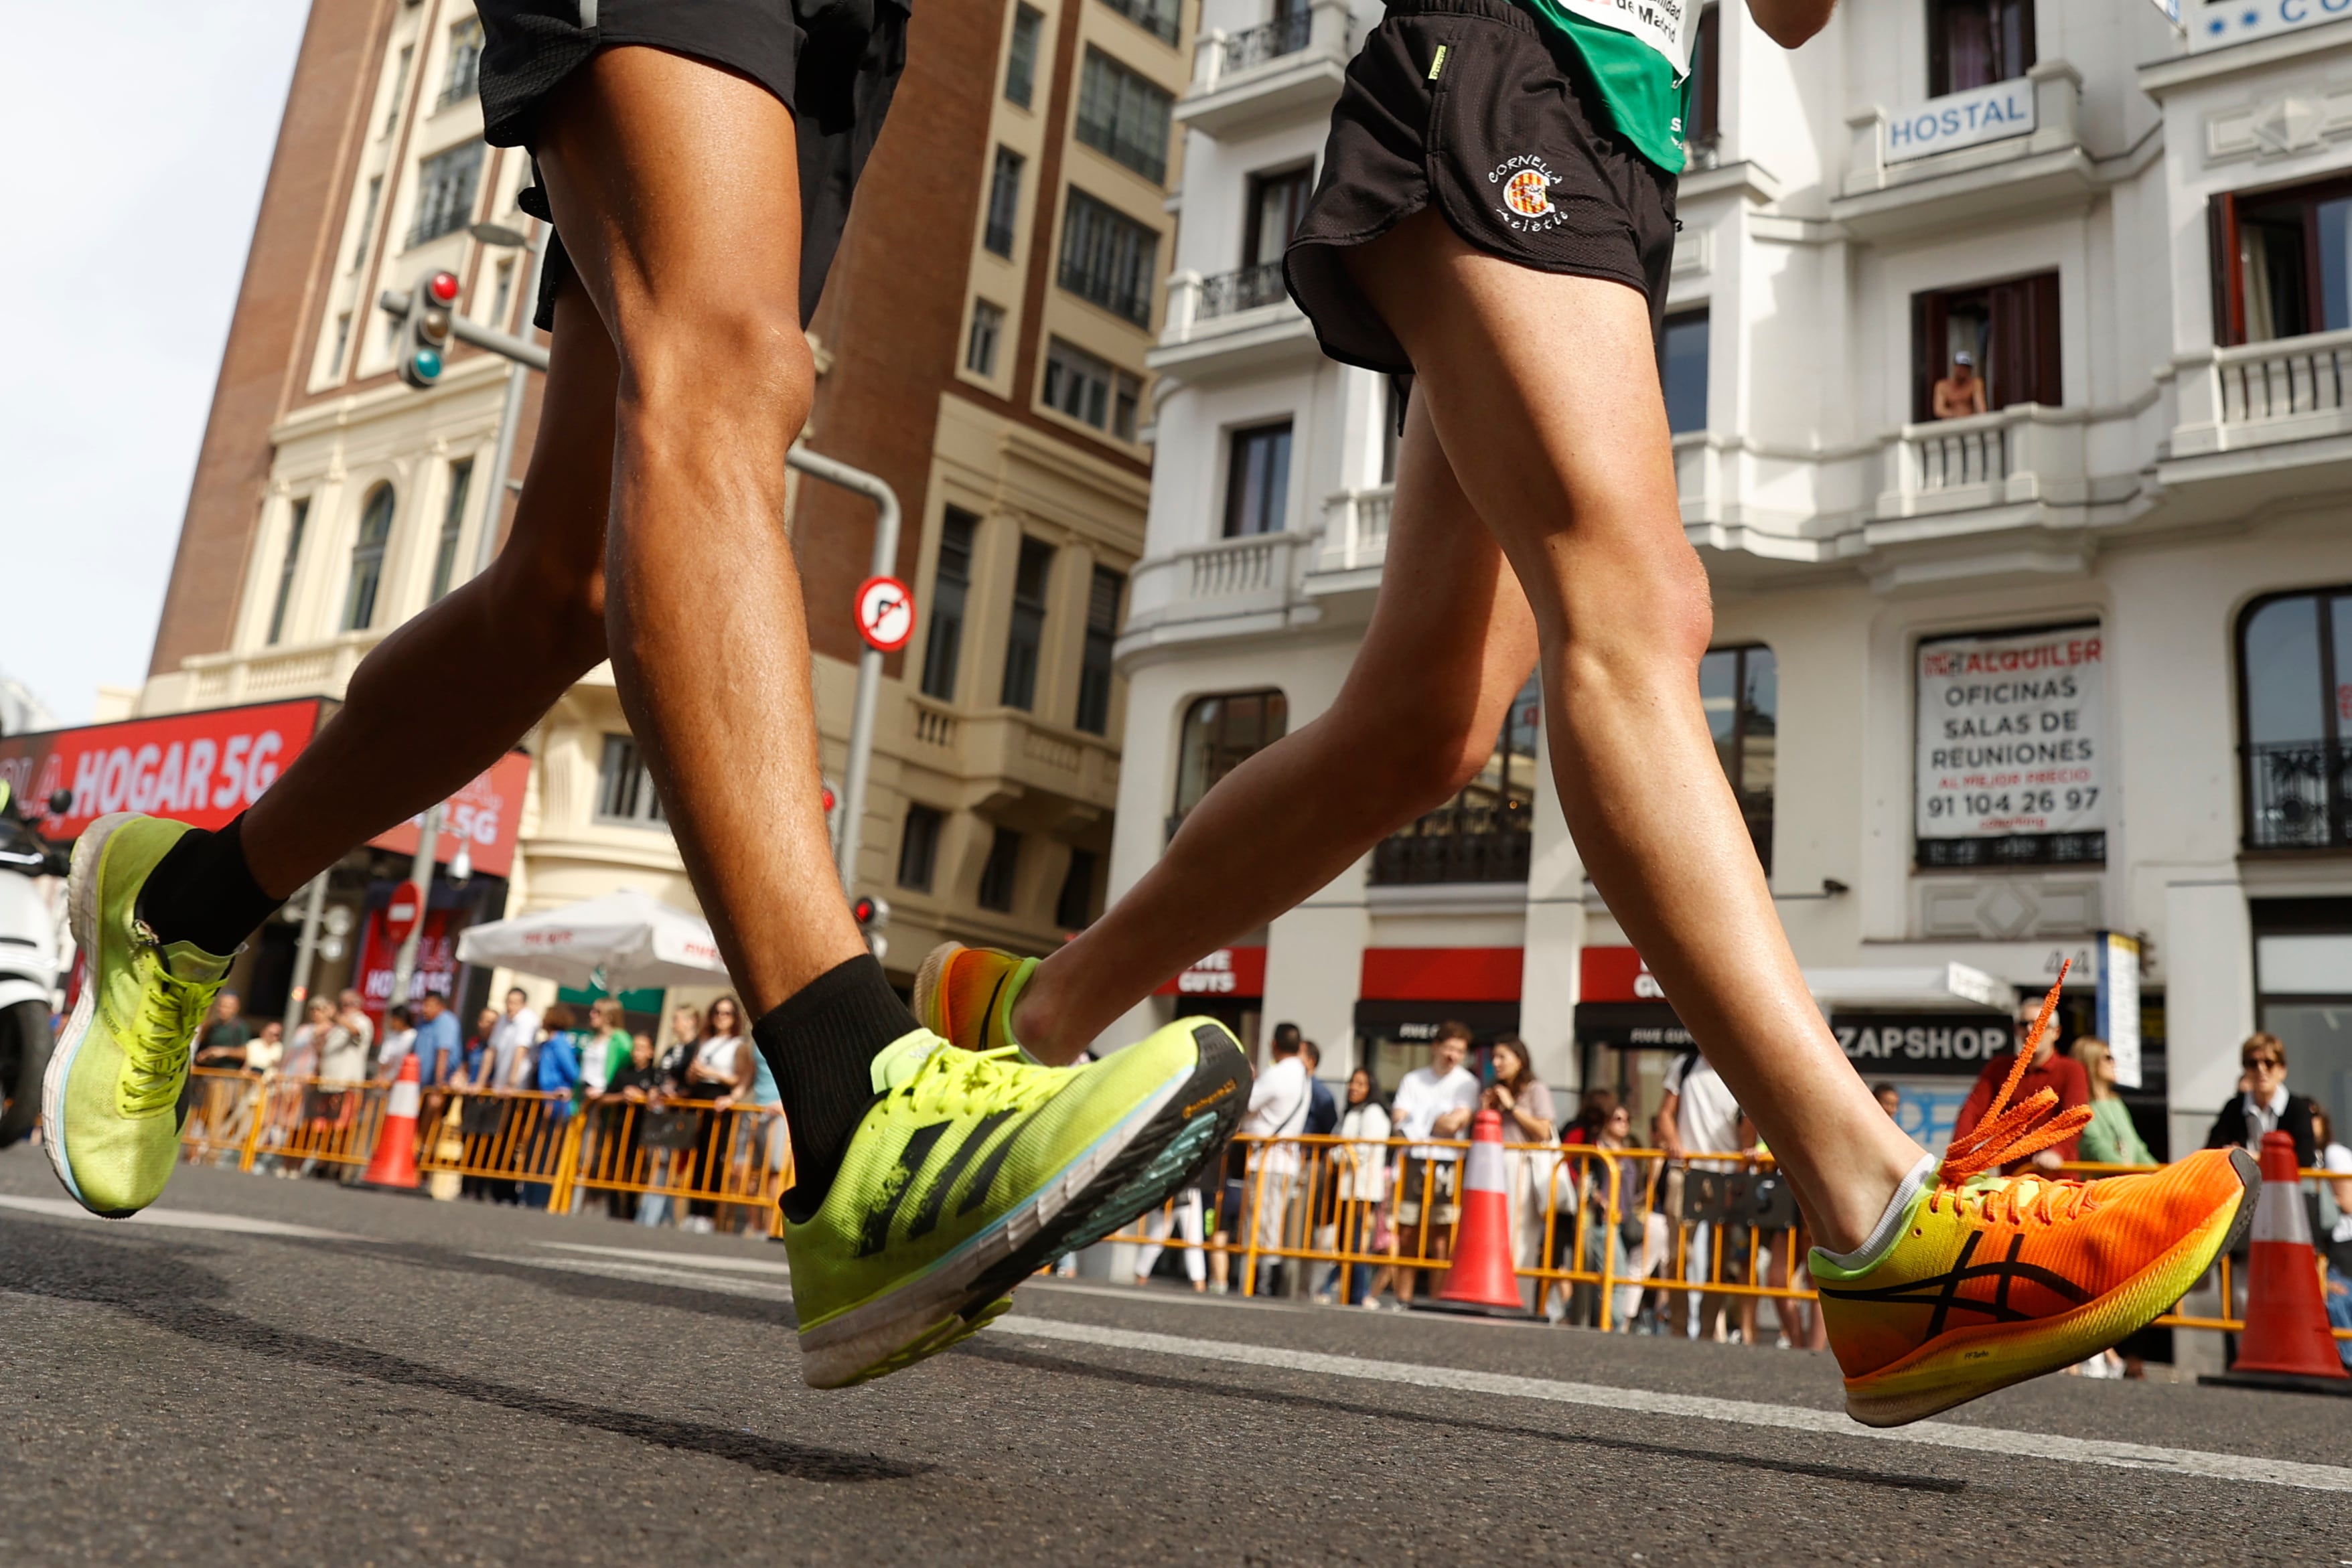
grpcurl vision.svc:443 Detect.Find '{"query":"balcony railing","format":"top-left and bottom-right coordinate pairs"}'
top-left (2215, 333), bottom-right (2352, 426)
top-left (1371, 817), bottom-right (1533, 886)
top-left (1222, 11), bottom-right (1312, 74)
top-left (2245, 739), bottom-right (2351, 850)
top-left (1185, 532), bottom-right (1291, 599)
top-left (1198, 262), bottom-right (1288, 320)
top-left (1875, 404), bottom-right (2086, 521)
top-left (1316, 485), bottom-right (1391, 576)
top-left (1911, 419), bottom-right (2008, 491)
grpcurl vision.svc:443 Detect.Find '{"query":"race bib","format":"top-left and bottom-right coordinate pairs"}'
top-left (1550, 0), bottom-right (1695, 76)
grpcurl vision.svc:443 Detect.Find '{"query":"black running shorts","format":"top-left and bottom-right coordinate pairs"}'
top-left (475, 0), bottom-right (908, 330)
top-left (1284, 0), bottom-right (1678, 376)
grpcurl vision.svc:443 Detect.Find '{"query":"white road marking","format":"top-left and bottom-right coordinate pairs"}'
top-left (993, 1315), bottom-right (2352, 1496)
top-left (475, 1251), bottom-right (793, 1302)
top-left (0, 1192), bottom-right (356, 1241)
top-left (534, 1241), bottom-right (793, 1276)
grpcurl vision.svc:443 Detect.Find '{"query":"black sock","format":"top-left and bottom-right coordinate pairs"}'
top-left (136, 812), bottom-right (284, 955)
top-left (759, 953), bottom-right (920, 1222)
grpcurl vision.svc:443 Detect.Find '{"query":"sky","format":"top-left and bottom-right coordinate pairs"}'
top-left (0, 0), bottom-right (314, 728)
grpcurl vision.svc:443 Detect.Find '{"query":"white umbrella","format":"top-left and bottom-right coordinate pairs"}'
top-left (455, 890), bottom-right (730, 992)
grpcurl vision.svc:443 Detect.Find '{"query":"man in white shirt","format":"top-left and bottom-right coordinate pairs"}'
top-left (486, 988), bottom-right (542, 1091)
top-left (1387, 1022), bottom-right (1481, 1306)
top-left (1657, 1049), bottom-right (1749, 1339)
top-left (1236, 1027), bottom-right (1313, 1296)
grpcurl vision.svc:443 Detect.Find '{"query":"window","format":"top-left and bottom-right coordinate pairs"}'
top-left (1244, 165), bottom-right (1313, 269)
top-left (966, 299), bottom-right (1005, 376)
top-left (439, 17), bottom-right (484, 108)
top-left (409, 141), bottom-right (485, 248)
top-left (1662, 309), bottom-right (1708, 434)
top-left (1042, 337), bottom-right (1143, 440)
top-left (329, 313), bottom-right (352, 376)
top-left (429, 458), bottom-right (473, 602)
top-left (1173, 691), bottom-right (1288, 830)
top-left (267, 498), bottom-right (309, 646)
top-left (1372, 676), bottom-right (1540, 884)
top-left (595, 734), bottom-right (666, 826)
top-left (2211, 177), bottom-right (2352, 347)
top-left (1006, 5), bottom-right (1043, 106)
top-left (922, 509), bottom-right (977, 700)
top-left (2240, 589), bottom-right (2352, 850)
top-left (1223, 422), bottom-right (1292, 536)
top-left (1701, 645), bottom-right (1776, 872)
top-left (384, 45), bottom-right (413, 137)
top-left (1001, 537), bottom-right (1055, 710)
top-left (1057, 189), bottom-right (1158, 325)
top-left (1074, 566), bottom-right (1123, 734)
top-left (1911, 272), bottom-right (2060, 420)
top-left (490, 258), bottom-right (515, 327)
top-left (897, 803), bottom-right (944, 891)
top-left (1927, 0), bottom-right (2035, 96)
top-left (1056, 848), bottom-right (1099, 929)
top-left (342, 483), bottom-right (396, 632)
top-left (984, 147), bottom-right (1025, 257)
top-left (1686, 5), bottom-right (1722, 159)
top-left (978, 828), bottom-right (1023, 912)
top-left (353, 176), bottom-right (383, 272)
top-left (1098, 0), bottom-right (1180, 48)
top-left (1381, 375), bottom-right (1404, 483)
top-left (1076, 48), bottom-right (1174, 185)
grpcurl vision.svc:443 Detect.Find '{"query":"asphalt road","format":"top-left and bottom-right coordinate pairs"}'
top-left (3, 1146), bottom-right (2349, 1567)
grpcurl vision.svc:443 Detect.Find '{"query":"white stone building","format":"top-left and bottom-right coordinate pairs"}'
top-left (1104, 0), bottom-right (2352, 1168)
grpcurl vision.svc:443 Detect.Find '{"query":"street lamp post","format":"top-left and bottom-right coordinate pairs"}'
top-left (387, 805), bottom-right (441, 1012)
top-left (465, 220), bottom-right (550, 580)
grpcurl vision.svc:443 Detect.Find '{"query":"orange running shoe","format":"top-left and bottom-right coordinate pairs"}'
top-left (911, 942), bottom-right (1038, 1058)
top-left (1812, 975), bottom-right (2256, 1427)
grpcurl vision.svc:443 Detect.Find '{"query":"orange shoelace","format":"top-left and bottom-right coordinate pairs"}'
top-left (1926, 963), bottom-right (2096, 1227)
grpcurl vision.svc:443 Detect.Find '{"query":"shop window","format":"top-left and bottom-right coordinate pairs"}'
top-left (1001, 536), bottom-right (1055, 710)
top-left (1702, 644), bottom-right (1776, 872)
top-left (595, 734), bottom-right (665, 826)
top-left (1074, 566), bottom-right (1123, 735)
top-left (2240, 587), bottom-right (2352, 850)
top-left (1661, 309), bottom-right (1708, 434)
top-left (2254, 899), bottom-right (2352, 1140)
top-left (1056, 848), bottom-right (1099, 929)
top-left (1224, 420), bottom-right (1292, 536)
top-left (342, 483), bottom-right (396, 631)
top-left (1371, 676), bottom-right (1540, 885)
top-left (2209, 177), bottom-right (2352, 347)
top-left (1927, 0), bottom-right (2034, 97)
top-left (897, 803), bottom-right (943, 891)
top-left (1911, 272), bottom-right (2060, 421)
top-left (978, 827), bottom-right (1023, 911)
top-left (1172, 690), bottom-right (1288, 833)
top-left (921, 509), bottom-right (976, 701)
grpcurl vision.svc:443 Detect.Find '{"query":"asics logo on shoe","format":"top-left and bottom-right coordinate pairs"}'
top-left (855, 1108), bottom-right (1035, 1256)
top-left (1818, 1228), bottom-right (2093, 1338)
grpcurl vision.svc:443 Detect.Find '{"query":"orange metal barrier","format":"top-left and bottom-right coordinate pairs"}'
top-left (561, 1095), bottom-right (793, 1233)
top-left (183, 1067), bottom-right (388, 1174)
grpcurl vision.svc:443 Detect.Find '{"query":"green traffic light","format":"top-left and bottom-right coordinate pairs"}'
top-left (413, 347), bottom-right (443, 380)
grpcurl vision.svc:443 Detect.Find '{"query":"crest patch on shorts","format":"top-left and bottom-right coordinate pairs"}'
top-left (1487, 154), bottom-right (1564, 232)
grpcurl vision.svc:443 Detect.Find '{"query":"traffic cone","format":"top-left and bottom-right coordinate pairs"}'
top-left (1420, 1109), bottom-right (1526, 1318)
top-left (358, 1051), bottom-right (423, 1192)
top-left (2201, 1131), bottom-right (2352, 1397)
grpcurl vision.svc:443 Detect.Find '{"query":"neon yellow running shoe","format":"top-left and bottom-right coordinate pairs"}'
top-left (43, 813), bottom-right (234, 1217)
top-left (785, 1016), bottom-right (1248, 1388)
top-left (1813, 979), bottom-right (2256, 1426)
top-left (911, 941), bottom-right (1038, 1059)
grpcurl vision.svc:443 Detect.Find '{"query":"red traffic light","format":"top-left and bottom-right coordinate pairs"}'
top-left (822, 785), bottom-right (836, 813)
top-left (852, 896), bottom-right (877, 925)
top-left (426, 270), bottom-right (461, 305)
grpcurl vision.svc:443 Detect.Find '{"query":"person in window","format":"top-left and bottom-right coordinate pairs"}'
top-left (2071, 1038), bottom-right (2154, 1167)
top-left (1931, 349), bottom-right (1986, 419)
top-left (2205, 1032), bottom-right (2319, 1168)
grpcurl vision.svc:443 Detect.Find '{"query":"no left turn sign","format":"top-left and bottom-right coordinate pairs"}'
top-left (855, 576), bottom-right (915, 652)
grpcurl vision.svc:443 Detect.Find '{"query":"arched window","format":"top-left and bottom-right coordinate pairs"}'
top-left (1171, 690), bottom-right (1287, 838)
top-left (1372, 676), bottom-right (1540, 885)
top-left (343, 483), bottom-right (396, 632)
top-left (2240, 587), bottom-right (2352, 849)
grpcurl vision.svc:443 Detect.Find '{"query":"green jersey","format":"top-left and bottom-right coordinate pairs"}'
top-left (1512, 0), bottom-right (1693, 175)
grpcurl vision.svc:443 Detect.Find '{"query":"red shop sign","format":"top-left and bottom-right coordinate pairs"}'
top-left (1155, 946), bottom-right (1268, 998)
top-left (368, 749), bottom-right (532, 881)
top-left (0, 700), bottom-right (325, 838)
top-left (1579, 945), bottom-right (1664, 1003)
top-left (353, 905), bottom-right (457, 1022)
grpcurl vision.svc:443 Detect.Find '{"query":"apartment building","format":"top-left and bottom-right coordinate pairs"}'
top-left (116, 0), bottom-right (1190, 1020)
top-left (1104, 0), bottom-right (2352, 1190)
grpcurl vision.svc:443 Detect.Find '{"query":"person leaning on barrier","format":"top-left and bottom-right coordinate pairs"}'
top-left (1955, 1000), bottom-right (2089, 1176)
top-left (1485, 1036), bottom-right (1558, 1291)
top-left (244, 1020), bottom-right (283, 1076)
top-left (1388, 1022), bottom-right (1480, 1307)
top-left (1319, 1065), bottom-right (1392, 1308)
top-left (597, 1032), bottom-right (664, 1221)
top-left (2071, 1038), bottom-right (2154, 1166)
top-left (2204, 1032), bottom-right (2319, 1168)
top-left (192, 992), bottom-right (252, 1071)
top-left (1236, 1025), bottom-right (1313, 1296)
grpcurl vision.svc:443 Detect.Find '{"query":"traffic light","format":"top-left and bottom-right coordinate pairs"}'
top-left (852, 892), bottom-right (889, 962)
top-left (398, 270), bottom-right (461, 388)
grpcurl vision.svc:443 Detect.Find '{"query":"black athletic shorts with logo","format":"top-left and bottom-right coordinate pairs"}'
top-left (475, 0), bottom-right (907, 331)
top-left (1284, 0), bottom-right (1678, 378)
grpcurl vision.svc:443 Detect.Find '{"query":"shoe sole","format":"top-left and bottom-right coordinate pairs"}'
top-left (1842, 1148), bottom-right (2260, 1427)
top-left (909, 941), bottom-right (965, 1040)
top-left (798, 1020), bottom-right (1250, 1389)
top-left (40, 812), bottom-right (138, 1218)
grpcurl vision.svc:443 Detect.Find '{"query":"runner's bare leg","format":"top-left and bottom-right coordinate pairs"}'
top-left (1342, 210), bottom-right (1925, 1253)
top-left (1011, 388), bottom-right (1539, 1054)
top-left (528, 50), bottom-right (863, 1010)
